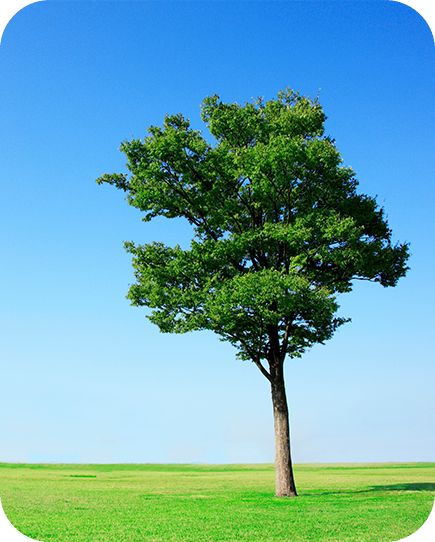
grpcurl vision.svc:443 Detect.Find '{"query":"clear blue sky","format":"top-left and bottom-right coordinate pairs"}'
top-left (0, 1), bottom-right (434, 465)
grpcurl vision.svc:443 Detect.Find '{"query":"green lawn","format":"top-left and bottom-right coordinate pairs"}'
top-left (1, 462), bottom-right (434, 541)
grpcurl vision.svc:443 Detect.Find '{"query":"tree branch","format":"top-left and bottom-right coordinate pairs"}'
top-left (254, 359), bottom-right (272, 382)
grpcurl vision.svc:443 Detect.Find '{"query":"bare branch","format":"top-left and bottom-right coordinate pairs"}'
top-left (253, 359), bottom-right (272, 382)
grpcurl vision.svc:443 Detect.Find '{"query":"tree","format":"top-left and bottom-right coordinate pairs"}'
top-left (96, 89), bottom-right (410, 497)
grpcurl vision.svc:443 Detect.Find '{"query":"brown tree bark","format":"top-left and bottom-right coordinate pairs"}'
top-left (271, 365), bottom-right (297, 497)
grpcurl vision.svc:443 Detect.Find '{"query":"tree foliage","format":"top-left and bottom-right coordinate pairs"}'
top-left (97, 89), bottom-right (409, 380)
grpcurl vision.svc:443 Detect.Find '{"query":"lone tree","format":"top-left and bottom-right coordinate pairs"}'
top-left (97, 89), bottom-right (409, 497)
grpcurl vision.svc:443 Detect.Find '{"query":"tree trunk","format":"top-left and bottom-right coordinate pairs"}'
top-left (271, 367), bottom-right (297, 497)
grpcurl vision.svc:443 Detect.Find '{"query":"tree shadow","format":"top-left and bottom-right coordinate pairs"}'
top-left (370, 483), bottom-right (435, 492)
top-left (308, 483), bottom-right (435, 497)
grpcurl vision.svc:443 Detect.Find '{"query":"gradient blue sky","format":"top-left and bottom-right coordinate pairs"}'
top-left (0, 1), bottom-right (434, 465)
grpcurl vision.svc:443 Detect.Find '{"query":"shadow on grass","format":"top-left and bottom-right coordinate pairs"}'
top-left (308, 483), bottom-right (435, 496)
top-left (371, 483), bottom-right (435, 492)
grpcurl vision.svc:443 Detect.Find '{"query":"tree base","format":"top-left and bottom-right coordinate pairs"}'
top-left (274, 492), bottom-right (298, 498)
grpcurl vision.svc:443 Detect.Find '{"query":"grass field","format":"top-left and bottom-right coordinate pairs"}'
top-left (1, 462), bottom-right (434, 541)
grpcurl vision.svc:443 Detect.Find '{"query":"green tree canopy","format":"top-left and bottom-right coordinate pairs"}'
top-left (97, 89), bottom-right (410, 496)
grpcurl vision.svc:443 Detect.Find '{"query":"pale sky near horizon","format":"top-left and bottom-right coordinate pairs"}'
top-left (0, 1), bottom-right (434, 465)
